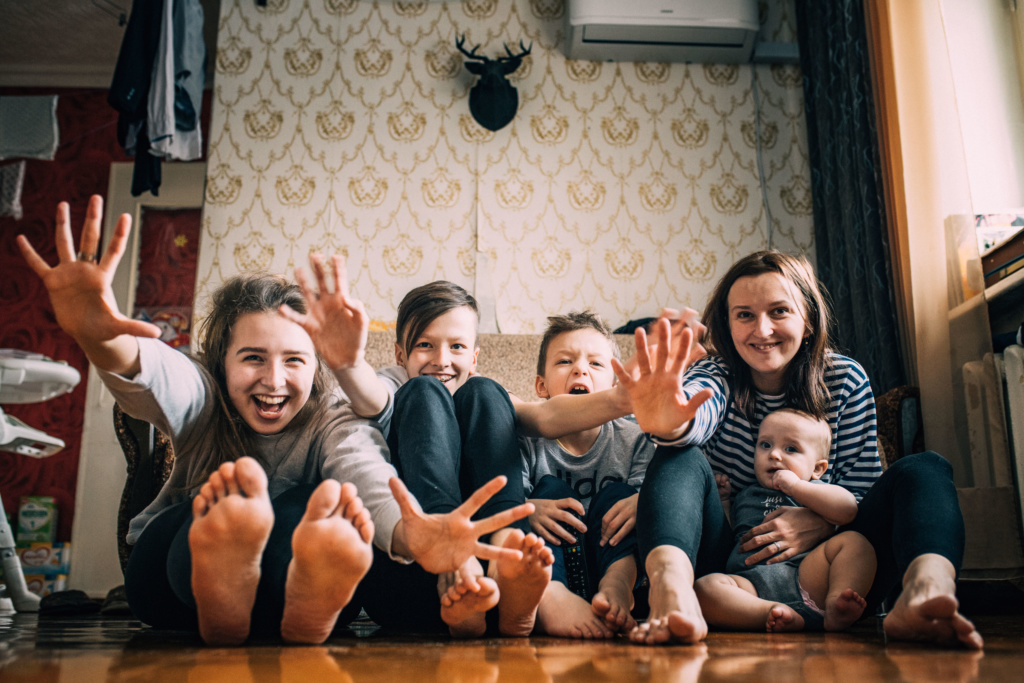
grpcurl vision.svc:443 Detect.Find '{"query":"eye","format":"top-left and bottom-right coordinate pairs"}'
top-left (784, 445), bottom-right (798, 453)
top-left (591, 361), bottom-right (605, 368)
top-left (414, 341), bottom-right (432, 349)
top-left (758, 440), bottom-right (771, 449)
top-left (735, 310), bottom-right (753, 320)
top-left (556, 359), bottom-right (571, 365)
top-left (772, 306), bottom-right (791, 316)
top-left (243, 354), bottom-right (263, 362)
top-left (451, 343), bottom-right (467, 351)
top-left (286, 356), bottom-right (307, 365)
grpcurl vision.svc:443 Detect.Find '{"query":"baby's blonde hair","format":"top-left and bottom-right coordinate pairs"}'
top-left (763, 408), bottom-right (832, 460)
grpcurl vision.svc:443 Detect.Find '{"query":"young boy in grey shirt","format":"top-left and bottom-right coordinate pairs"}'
top-left (520, 311), bottom-right (654, 638)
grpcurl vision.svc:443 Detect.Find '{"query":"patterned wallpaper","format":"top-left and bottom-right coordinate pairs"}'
top-left (199, 0), bottom-right (812, 332)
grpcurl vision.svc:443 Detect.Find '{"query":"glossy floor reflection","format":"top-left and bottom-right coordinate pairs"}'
top-left (1, 609), bottom-right (1023, 682)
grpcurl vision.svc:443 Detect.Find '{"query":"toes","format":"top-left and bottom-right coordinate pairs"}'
top-left (305, 480), bottom-right (343, 520)
top-left (233, 457), bottom-right (268, 496)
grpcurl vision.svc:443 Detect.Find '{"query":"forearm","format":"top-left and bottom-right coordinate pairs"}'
top-left (78, 335), bottom-right (142, 378)
top-left (781, 481), bottom-right (858, 526)
top-left (332, 359), bottom-right (389, 418)
top-left (514, 388), bottom-right (630, 439)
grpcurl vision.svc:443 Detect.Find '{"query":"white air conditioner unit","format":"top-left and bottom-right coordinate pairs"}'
top-left (563, 0), bottom-right (759, 64)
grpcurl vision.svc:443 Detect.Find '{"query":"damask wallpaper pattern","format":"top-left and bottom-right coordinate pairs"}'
top-left (200, 0), bottom-right (812, 332)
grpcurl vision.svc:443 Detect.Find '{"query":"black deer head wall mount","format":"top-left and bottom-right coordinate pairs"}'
top-left (456, 34), bottom-right (532, 132)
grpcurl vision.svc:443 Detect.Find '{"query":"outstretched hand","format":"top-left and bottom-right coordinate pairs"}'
top-left (279, 253), bottom-right (369, 371)
top-left (16, 196), bottom-right (161, 364)
top-left (390, 476), bottom-right (535, 574)
top-left (611, 318), bottom-right (713, 440)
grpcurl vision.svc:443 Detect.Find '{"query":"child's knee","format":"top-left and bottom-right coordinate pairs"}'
top-left (826, 531), bottom-right (875, 561)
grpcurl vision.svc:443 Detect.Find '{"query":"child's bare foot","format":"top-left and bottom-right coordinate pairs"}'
top-left (592, 571), bottom-right (636, 633)
top-left (536, 582), bottom-right (614, 639)
top-left (495, 530), bottom-right (553, 636)
top-left (189, 457), bottom-right (274, 645)
top-left (825, 588), bottom-right (867, 631)
top-left (440, 565), bottom-right (499, 638)
top-left (766, 604), bottom-right (805, 632)
top-left (629, 546), bottom-right (707, 644)
top-left (280, 480), bottom-right (374, 644)
top-left (883, 554), bottom-right (983, 649)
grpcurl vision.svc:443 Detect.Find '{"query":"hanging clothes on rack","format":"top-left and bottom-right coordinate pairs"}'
top-left (108, 0), bottom-right (205, 197)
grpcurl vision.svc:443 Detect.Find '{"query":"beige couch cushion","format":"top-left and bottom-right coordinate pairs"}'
top-left (364, 331), bottom-right (636, 401)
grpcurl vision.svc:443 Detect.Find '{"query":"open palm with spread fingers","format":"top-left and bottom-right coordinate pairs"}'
top-left (611, 318), bottom-right (713, 439)
top-left (279, 253), bottom-right (369, 371)
top-left (390, 475), bottom-right (535, 575)
top-left (16, 196), bottom-right (161, 353)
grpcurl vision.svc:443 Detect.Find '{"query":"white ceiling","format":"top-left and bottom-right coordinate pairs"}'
top-left (0, 0), bottom-right (221, 88)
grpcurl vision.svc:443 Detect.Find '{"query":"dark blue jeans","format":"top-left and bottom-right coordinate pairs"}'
top-left (530, 474), bottom-right (639, 588)
top-left (637, 446), bottom-right (965, 614)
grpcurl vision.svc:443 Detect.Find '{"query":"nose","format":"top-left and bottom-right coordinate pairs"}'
top-left (261, 359), bottom-right (286, 389)
top-left (769, 448), bottom-right (783, 462)
top-left (572, 359), bottom-right (589, 376)
top-left (433, 347), bottom-right (451, 367)
top-left (754, 313), bottom-right (773, 339)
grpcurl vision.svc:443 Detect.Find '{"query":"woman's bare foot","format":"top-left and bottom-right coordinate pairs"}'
top-left (629, 545), bottom-right (707, 645)
top-left (825, 588), bottom-right (867, 631)
top-left (280, 480), bottom-right (374, 644)
top-left (440, 562), bottom-right (499, 638)
top-left (883, 554), bottom-right (983, 650)
top-left (536, 582), bottom-right (614, 639)
top-left (189, 457), bottom-right (274, 645)
top-left (766, 604), bottom-right (804, 632)
top-left (494, 530), bottom-right (553, 636)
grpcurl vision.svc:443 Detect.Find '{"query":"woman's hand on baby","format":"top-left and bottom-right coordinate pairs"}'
top-left (738, 506), bottom-right (834, 565)
top-left (16, 196), bottom-right (161, 346)
top-left (528, 497), bottom-right (586, 546)
top-left (390, 475), bottom-right (534, 574)
top-left (280, 253), bottom-right (369, 370)
top-left (611, 318), bottom-right (713, 440)
top-left (600, 493), bottom-right (638, 547)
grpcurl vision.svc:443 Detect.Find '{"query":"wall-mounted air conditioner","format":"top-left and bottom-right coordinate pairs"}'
top-left (563, 0), bottom-right (759, 64)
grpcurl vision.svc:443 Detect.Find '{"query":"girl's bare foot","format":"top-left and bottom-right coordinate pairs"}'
top-left (629, 545), bottom-right (707, 644)
top-left (495, 530), bottom-right (553, 636)
top-left (280, 480), bottom-right (374, 644)
top-left (883, 554), bottom-right (983, 650)
top-left (536, 582), bottom-right (614, 639)
top-left (825, 588), bottom-right (867, 631)
top-left (440, 565), bottom-right (499, 638)
top-left (766, 604), bottom-right (804, 632)
top-left (189, 457), bottom-right (274, 645)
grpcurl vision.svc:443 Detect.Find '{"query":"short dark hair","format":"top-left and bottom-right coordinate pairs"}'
top-left (537, 310), bottom-right (620, 376)
top-left (395, 281), bottom-right (479, 356)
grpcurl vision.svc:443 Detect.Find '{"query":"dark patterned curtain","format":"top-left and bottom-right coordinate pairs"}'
top-left (795, 0), bottom-right (905, 394)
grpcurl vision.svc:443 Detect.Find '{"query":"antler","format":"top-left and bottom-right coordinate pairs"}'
top-left (455, 33), bottom-right (486, 61)
top-left (502, 40), bottom-right (532, 61)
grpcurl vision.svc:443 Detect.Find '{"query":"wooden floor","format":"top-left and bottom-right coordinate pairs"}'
top-left (2, 589), bottom-right (1023, 682)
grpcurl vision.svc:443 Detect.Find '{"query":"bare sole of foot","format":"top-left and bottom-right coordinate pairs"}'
top-left (189, 457), bottom-right (274, 646)
top-left (280, 480), bottom-right (374, 644)
top-left (825, 588), bottom-right (866, 631)
top-left (766, 604), bottom-right (805, 632)
top-left (440, 576), bottom-right (499, 638)
top-left (495, 530), bottom-right (553, 636)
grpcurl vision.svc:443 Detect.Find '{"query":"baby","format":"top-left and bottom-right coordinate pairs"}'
top-left (696, 408), bottom-right (876, 632)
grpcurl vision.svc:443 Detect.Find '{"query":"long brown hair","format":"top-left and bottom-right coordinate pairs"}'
top-left (702, 251), bottom-right (834, 421)
top-left (186, 273), bottom-right (331, 488)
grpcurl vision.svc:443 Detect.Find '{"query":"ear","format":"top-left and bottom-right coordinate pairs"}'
top-left (394, 342), bottom-right (406, 367)
top-left (811, 458), bottom-right (828, 480)
top-left (535, 374), bottom-right (550, 399)
top-left (470, 346), bottom-right (480, 372)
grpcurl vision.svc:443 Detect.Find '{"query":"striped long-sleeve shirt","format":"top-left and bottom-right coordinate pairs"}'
top-left (654, 353), bottom-right (883, 501)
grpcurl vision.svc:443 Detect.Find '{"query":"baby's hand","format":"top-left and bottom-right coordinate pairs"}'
top-left (714, 473), bottom-right (732, 503)
top-left (528, 497), bottom-right (586, 546)
top-left (770, 469), bottom-right (801, 493)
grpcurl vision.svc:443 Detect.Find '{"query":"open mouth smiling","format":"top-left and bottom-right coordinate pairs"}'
top-left (253, 394), bottom-right (288, 416)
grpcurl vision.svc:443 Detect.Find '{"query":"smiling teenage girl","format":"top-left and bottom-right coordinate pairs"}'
top-left (614, 251), bottom-right (982, 650)
top-left (17, 196), bottom-right (531, 646)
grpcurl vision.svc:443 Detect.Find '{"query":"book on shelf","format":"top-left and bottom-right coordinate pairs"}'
top-left (982, 227), bottom-right (1024, 287)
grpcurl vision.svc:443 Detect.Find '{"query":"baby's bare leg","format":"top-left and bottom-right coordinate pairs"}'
top-left (189, 457), bottom-right (274, 645)
top-left (695, 573), bottom-right (804, 633)
top-left (280, 480), bottom-right (374, 644)
top-left (798, 531), bottom-right (875, 632)
top-left (592, 555), bottom-right (637, 633)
